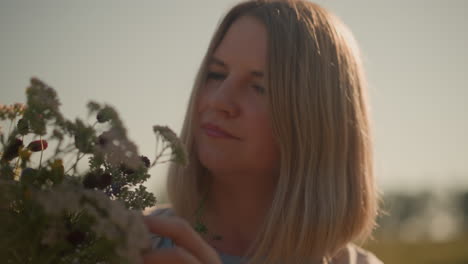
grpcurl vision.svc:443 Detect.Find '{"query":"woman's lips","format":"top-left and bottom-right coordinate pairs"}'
top-left (201, 123), bottom-right (239, 140)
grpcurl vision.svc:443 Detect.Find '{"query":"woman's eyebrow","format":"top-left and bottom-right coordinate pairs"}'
top-left (210, 57), bottom-right (227, 67)
top-left (210, 56), bottom-right (264, 79)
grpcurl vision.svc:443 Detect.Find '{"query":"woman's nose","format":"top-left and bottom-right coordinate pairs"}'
top-left (207, 78), bottom-right (240, 118)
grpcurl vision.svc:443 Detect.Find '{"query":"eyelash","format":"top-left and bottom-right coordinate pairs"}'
top-left (206, 72), bottom-right (266, 94)
top-left (206, 72), bottom-right (226, 81)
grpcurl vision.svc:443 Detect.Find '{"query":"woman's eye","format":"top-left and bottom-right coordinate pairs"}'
top-left (206, 72), bottom-right (226, 81)
top-left (206, 71), bottom-right (265, 94)
top-left (253, 84), bottom-right (266, 94)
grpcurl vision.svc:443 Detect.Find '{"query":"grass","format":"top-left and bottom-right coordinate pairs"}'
top-left (363, 236), bottom-right (468, 264)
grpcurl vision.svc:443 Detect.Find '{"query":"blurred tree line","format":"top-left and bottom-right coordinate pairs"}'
top-left (375, 188), bottom-right (468, 242)
top-left (364, 188), bottom-right (468, 264)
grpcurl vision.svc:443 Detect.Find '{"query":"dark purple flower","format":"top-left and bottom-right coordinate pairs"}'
top-left (96, 173), bottom-right (112, 189)
top-left (21, 167), bottom-right (36, 177)
top-left (1, 138), bottom-right (23, 161)
top-left (66, 230), bottom-right (86, 246)
top-left (140, 155), bottom-right (150, 168)
top-left (119, 163), bottom-right (135, 175)
top-left (83, 172), bottom-right (112, 190)
top-left (97, 134), bottom-right (108, 147)
top-left (111, 182), bottom-right (123, 195)
top-left (83, 172), bottom-right (99, 189)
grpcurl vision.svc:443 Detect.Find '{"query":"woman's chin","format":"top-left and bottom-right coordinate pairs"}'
top-left (200, 157), bottom-right (235, 173)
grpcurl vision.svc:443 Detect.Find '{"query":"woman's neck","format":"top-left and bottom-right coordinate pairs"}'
top-left (201, 171), bottom-right (276, 256)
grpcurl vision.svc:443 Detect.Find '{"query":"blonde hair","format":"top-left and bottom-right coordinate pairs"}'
top-left (167, 0), bottom-right (379, 263)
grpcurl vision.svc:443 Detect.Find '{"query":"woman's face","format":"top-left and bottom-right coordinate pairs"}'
top-left (194, 15), bottom-right (280, 178)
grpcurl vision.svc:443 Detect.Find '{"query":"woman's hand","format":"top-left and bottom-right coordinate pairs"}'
top-left (143, 215), bottom-right (222, 264)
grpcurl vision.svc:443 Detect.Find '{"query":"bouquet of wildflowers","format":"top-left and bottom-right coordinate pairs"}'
top-left (0, 78), bottom-right (187, 264)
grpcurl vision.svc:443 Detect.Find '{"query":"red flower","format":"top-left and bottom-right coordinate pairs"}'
top-left (27, 140), bottom-right (48, 152)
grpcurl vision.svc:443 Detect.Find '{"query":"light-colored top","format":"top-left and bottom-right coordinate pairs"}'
top-left (148, 208), bottom-right (383, 264)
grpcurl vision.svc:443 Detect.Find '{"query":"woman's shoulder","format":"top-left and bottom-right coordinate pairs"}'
top-left (330, 244), bottom-right (383, 264)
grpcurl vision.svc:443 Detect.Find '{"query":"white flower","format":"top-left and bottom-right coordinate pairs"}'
top-left (34, 183), bottom-right (151, 264)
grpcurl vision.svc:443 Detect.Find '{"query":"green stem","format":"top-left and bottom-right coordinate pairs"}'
top-left (150, 145), bottom-right (170, 168)
top-left (195, 194), bottom-right (207, 220)
top-left (13, 135), bottom-right (24, 175)
top-left (38, 135), bottom-right (44, 169)
top-left (52, 138), bottom-right (63, 157)
top-left (61, 143), bottom-right (76, 154)
top-left (155, 159), bottom-right (172, 165)
top-left (6, 118), bottom-right (14, 137)
top-left (193, 192), bottom-right (210, 235)
top-left (9, 248), bottom-right (22, 263)
top-left (65, 151), bottom-right (85, 175)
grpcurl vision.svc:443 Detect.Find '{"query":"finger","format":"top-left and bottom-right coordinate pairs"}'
top-left (143, 247), bottom-right (201, 264)
top-left (144, 215), bottom-right (221, 264)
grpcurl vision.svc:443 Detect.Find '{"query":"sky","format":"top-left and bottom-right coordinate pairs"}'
top-left (1, 0), bottom-right (467, 194)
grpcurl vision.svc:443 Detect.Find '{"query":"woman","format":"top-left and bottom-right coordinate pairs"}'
top-left (144, 0), bottom-right (382, 263)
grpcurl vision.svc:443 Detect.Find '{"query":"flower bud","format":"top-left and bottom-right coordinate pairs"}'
top-left (1, 138), bottom-right (23, 161)
top-left (17, 118), bottom-right (29, 135)
top-left (140, 155), bottom-right (150, 168)
top-left (19, 148), bottom-right (32, 162)
top-left (27, 140), bottom-right (48, 152)
top-left (96, 108), bottom-right (113, 123)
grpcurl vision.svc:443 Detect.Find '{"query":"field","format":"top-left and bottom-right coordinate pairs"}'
top-left (364, 237), bottom-right (468, 264)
